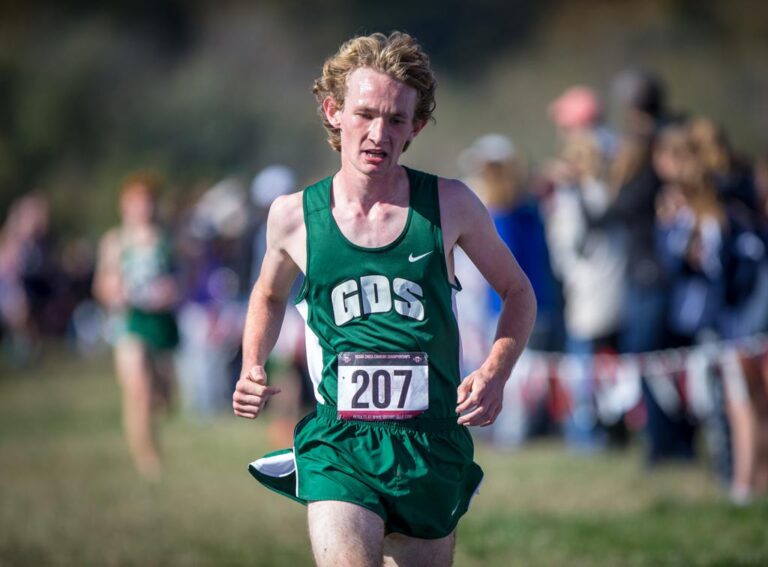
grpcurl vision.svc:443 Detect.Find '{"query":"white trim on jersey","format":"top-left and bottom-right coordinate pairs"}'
top-left (292, 446), bottom-right (299, 497)
top-left (295, 299), bottom-right (326, 404)
top-left (451, 286), bottom-right (463, 379)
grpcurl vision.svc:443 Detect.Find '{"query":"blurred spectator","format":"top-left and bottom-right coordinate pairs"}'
top-left (548, 84), bottom-right (617, 159)
top-left (175, 178), bottom-right (250, 417)
top-left (454, 138), bottom-right (502, 375)
top-left (688, 117), bottom-right (756, 212)
top-left (1, 199), bottom-right (32, 362)
top-left (720, 152), bottom-right (768, 504)
top-left (607, 70), bottom-right (685, 465)
top-left (543, 87), bottom-right (626, 450)
top-left (459, 134), bottom-right (560, 446)
top-left (93, 172), bottom-right (179, 480)
top-left (249, 165), bottom-right (297, 284)
top-left (59, 238), bottom-right (100, 355)
top-left (173, 166), bottom-right (311, 445)
top-left (549, 85), bottom-right (602, 130)
top-left (459, 134), bottom-right (560, 351)
top-left (657, 125), bottom-right (768, 492)
top-left (653, 121), bottom-right (729, 465)
top-left (654, 123), bottom-right (727, 344)
top-left (605, 69), bottom-right (671, 339)
top-left (453, 247), bottom-right (493, 376)
top-left (0, 193), bottom-right (59, 364)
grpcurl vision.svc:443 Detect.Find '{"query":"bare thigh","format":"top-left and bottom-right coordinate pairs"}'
top-left (383, 531), bottom-right (455, 567)
top-left (307, 500), bottom-right (385, 567)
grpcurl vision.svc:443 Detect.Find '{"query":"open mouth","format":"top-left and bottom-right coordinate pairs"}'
top-left (363, 149), bottom-right (388, 159)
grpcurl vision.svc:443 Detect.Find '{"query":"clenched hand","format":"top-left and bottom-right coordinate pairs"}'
top-left (232, 366), bottom-right (281, 419)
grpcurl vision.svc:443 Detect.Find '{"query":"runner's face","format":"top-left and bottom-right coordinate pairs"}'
top-left (120, 186), bottom-right (155, 226)
top-left (325, 67), bottom-right (424, 176)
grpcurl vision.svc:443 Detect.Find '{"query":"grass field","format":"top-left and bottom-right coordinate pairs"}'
top-left (2, 348), bottom-right (767, 566)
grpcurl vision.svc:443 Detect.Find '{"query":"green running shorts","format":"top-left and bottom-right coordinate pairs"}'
top-left (249, 403), bottom-right (484, 539)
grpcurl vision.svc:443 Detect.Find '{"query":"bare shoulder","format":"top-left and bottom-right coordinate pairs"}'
top-left (97, 227), bottom-right (121, 256)
top-left (101, 227), bottom-right (121, 243)
top-left (438, 177), bottom-right (486, 213)
top-left (267, 191), bottom-right (304, 244)
top-left (264, 191), bottom-right (307, 272)
top-left (437, 177), bottom-right (489, 235)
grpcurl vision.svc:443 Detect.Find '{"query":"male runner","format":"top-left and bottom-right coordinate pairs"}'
top-left (233, 32), bottom-right (536, 566)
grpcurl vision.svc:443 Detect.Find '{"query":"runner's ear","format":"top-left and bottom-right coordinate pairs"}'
top-left (323, 97), bottom-right (342, 128)
top-left (408, 119), bottom-right (427, 142)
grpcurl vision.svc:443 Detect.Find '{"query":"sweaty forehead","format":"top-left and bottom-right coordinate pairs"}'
top-left (345, 68), bottom-right (417, 113)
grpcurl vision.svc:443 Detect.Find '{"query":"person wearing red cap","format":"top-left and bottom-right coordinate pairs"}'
top-left (544, 86), bottom-right (626, 451)
top-left (548, 85), bottom-right (603, 131)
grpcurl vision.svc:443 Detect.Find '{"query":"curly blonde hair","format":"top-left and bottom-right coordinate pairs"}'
top-left (312, 31), bottom-right (437, 152)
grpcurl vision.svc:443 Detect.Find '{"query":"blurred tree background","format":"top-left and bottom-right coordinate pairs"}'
top-left (0, 0), bottom-right (766, 236)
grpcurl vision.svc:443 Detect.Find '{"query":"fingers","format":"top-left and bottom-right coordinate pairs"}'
top-left (456, 378), bottom-right (482, 414)
top-left (233, 408), bottom-right (257, 419)
top-left (456, 378), bottom-right (471, 407)
top-left (455, 396), bottom-right (474, 414)
top-left (456, 377), bottom-right (502, 425)
top-left (457, 401), bottom-right (502, 426)
top-left (235, 379), bottom-right (281, 397)
top-left (232, 389), bottom-right (279, 418)
top-left (232, 366), bottom-right (281, 419)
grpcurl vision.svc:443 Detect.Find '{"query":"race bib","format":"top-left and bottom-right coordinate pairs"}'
top-left (337, 352), bottom-right (429, 420)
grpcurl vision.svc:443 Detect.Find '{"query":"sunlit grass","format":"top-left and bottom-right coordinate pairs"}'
top-left (2, 348), bottom-right (767, 566)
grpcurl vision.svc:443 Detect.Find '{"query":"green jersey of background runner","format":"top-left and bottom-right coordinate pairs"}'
top-left (295, 166), bottom-right (463, 419)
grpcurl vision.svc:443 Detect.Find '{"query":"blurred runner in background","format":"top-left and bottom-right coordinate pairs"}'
top-left (93, 173), bottom-right (179, 480)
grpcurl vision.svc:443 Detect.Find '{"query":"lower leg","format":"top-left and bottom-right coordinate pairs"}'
top-left (308, 501), bottom-right (385, 567)
top-left (115, 340), bottom-right (162, 479)
top-left (754, 415), bottom-right (768, 493)
top-left (150, 353), bottom-right (175, 414)
top-left (753, 358), bottom-right (768, 492)
top-left (726, 397), bottom-right (756, 498)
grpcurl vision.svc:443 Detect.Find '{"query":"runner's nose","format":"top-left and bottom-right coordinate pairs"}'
top-left (368, 117), bottom-right (386, 144)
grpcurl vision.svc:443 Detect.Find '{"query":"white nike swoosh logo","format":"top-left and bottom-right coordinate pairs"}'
top-left (408, 251), bottom-right (433, 262)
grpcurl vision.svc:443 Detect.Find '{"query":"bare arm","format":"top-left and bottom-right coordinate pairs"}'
top-left (233, 193), bottom-right (304, 419)
top-left (92, 230), bottom-right (124, 311)
top-left (440, 179), bottom-right (537, 426)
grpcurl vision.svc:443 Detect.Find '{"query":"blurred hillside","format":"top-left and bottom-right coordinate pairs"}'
top-left (1, 0), bottom-right (766, 235)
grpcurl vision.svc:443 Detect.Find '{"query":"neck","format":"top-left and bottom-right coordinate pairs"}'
top-left (123, 220), bottom-right (155, 235)
top-left (334, 163), bottom-right (408, 211)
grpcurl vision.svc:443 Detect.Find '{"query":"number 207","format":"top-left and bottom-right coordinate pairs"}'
top-left (350, 369), bottom-right (412, 409)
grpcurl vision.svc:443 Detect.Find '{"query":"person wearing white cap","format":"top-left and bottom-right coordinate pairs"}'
top-left (249, 165), bottom-right (297, 284)
top-left (459, 133), bottom-right (559, 354)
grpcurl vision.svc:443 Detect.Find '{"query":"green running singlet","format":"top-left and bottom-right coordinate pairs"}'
top-left (296, 166), bottom-right (463, 417)
top-left (249, 167), bottom-right (483, 539)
